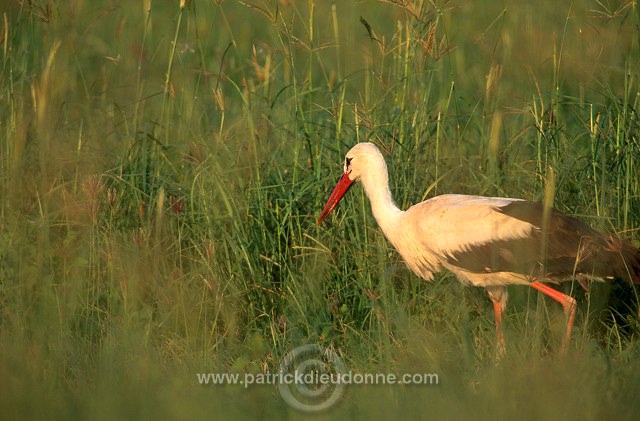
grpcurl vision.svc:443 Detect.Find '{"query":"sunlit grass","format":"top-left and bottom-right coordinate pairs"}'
top-left (0, 0), bottom-right (639, 419)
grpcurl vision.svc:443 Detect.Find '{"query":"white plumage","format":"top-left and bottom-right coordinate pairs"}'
top-left (318, 142), bottom-right (640, 353)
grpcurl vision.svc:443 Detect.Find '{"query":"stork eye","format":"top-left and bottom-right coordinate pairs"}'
top-left (345, 157), bottom-right (353, 168)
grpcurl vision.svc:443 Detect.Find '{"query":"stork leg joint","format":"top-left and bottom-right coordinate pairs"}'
top-left (529, 281), bottom-right (576, 353)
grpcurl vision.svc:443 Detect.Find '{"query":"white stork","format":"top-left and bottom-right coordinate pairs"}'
top-left (318, 142), bottom-right (640, 352)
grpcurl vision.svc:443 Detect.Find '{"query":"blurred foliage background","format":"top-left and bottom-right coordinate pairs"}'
top-left (0, 0), bottom-right (639, 419)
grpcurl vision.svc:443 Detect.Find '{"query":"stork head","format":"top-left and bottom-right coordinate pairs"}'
top-left (317, 142), bottom-right (386, 224)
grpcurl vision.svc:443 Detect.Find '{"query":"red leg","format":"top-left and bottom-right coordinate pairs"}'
top-left (491, 298), bottom-right (506, 359)
top-left (529, 281), bottom-right (576, 353)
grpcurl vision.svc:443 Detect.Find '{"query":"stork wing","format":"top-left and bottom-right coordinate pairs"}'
top-left (410, 195), bottom-right (612, 279)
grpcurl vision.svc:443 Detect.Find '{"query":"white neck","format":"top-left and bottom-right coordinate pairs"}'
top-left (360, 166), bottom-right (403, 233)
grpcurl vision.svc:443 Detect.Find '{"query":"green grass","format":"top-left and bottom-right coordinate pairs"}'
top-left (1, 0), bottom-right (640, 419)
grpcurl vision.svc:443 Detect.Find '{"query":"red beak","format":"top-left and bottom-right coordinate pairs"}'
top-left (317, 172), bottom-right (355, 224)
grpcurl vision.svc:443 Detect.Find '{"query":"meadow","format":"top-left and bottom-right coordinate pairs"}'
top-left (1, 0), bottom-right (639, 419)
